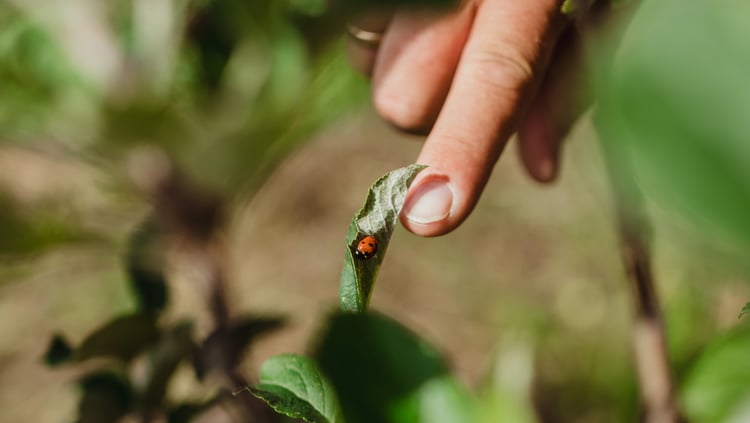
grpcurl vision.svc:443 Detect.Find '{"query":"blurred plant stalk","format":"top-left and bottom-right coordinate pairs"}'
top-left (597, 116), bottom-right (681, 423)
top-left (127, 147), bottom-right (280, 421)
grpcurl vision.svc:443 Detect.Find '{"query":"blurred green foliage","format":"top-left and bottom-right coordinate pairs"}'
top-left (681, 324), bottom-right (750, 422)
top-left (0, 0), bottom-right (372, 260)
top-left (0, 0), bottom-right (370, 196)
top-left (2, 0), bottom-right (749, 421)
top-left (599, 0), bottom-right (750, 251)
top-left (597, 1), bottom-right (750, 419)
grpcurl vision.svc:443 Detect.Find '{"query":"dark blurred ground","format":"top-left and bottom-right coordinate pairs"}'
top-left (1, 109), bottom-right (749, 422)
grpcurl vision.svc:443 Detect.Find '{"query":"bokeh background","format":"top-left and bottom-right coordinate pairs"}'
top-left (1, 0), bottom-right (749, 422)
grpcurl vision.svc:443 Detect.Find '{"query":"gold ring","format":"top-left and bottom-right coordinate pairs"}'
top-left (346, 24), bottom-right (384, 47)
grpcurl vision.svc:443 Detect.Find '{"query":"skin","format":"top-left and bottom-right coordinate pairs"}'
top-left (347, 1), bottom-right (632, 237)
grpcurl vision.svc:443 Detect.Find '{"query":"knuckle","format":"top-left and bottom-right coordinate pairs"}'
top-left (373, 90), bottom-right (436, 133)
top-left (464, 46), bottom-right (535, 92)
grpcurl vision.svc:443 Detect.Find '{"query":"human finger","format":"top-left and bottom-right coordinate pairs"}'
top-left (517, 0), bottom-right (642, 182)
top-left (517, 26), bottom-right (587, 182)
top-left (400, 0), bottom-right (567, 236)
top-left (372, 3), bottom-right (474, 134)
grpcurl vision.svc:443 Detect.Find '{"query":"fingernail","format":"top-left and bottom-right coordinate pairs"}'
top-left (404, 179), bottom-right (453, 224)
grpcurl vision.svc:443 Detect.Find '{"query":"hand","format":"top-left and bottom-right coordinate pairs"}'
top-left (347, 1), bottom-right (629, 236)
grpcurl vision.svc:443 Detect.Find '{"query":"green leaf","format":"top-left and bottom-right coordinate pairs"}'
top-left (76, 312), bottom-right (160, 362)
top-left (315, 312), bottom-right (472, 423)
top-left (244, 354), bottom-right (341, 423)
top-left (739, 303), bottom-right (750, 319)
top-left (681, 325), bottom-right (750, 422)
top-left (339, 164), bottom-right (426, 312)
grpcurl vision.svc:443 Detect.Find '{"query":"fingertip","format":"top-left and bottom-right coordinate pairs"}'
top-left (518, 107), bottom-right (561, 183)
top-left (400, 174), bottom-right (455, 236)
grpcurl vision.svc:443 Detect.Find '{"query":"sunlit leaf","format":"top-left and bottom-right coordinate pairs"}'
top-left (244, 354), bottom-right (341, 423)
top-left (339, 164), bottom-right (426, 312)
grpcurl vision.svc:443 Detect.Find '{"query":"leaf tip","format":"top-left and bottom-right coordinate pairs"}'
top-left (232, 387), bottom-right (252, 397)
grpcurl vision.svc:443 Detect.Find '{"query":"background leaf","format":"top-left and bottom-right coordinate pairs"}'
top-left (75, 313), bottom-right (159, 362)
top-left (246, 353), bottom-right (341, 423)
top-left (597, 0), bottom-right (750, 250)
top-left (681, 325), bottom-right (750, 422)
top-left (315, 312), bottom-right (472, 423)
top-left (339, 164), bottom-right (426, 312)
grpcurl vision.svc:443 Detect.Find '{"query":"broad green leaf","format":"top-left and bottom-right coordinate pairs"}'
top-left (339, 164), bottom-right (426, 312)
top-left (740, 303), bottom-right (750, 319)
top-left (245, 354), bottom-right (341, 423)
top-left (681, 325), bottom-right (750, 422)
top-left (315, 312), bottom-right (472, 423)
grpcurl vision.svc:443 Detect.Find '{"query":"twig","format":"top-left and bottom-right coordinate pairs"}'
top-left (595, 115), bottom-right (682, 423)
top-left (129, 148), bottom-right (278, 422)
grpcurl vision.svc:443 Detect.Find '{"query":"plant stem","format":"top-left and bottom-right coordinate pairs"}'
top-left (595, 116), bottom-right (682, 423)
top-left (133, 150), bottom-right (278, 421)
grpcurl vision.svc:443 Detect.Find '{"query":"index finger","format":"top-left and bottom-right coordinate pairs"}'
top-left (401, 0), bottom-right (568, 236)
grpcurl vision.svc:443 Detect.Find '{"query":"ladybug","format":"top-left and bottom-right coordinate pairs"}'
top-left (354, 235), bottom-right (378, 260)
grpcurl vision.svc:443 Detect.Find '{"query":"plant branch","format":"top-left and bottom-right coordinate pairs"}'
top-left (129, 148), bottom-right (278, 421)
top-left (595, 116), bottom-right (682, 423)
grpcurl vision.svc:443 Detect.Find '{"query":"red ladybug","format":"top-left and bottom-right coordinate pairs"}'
top-left (354, 235), bottom-right (378, 260)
